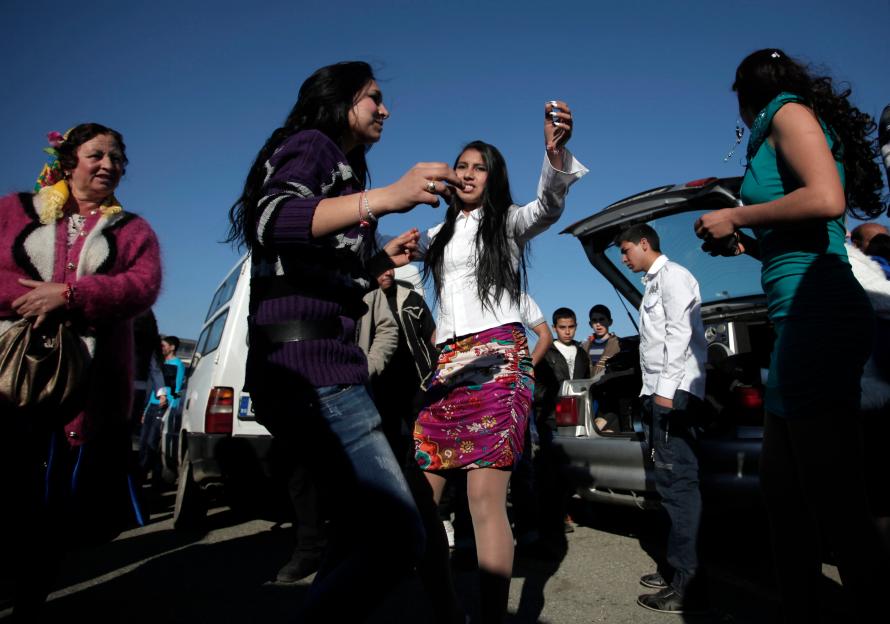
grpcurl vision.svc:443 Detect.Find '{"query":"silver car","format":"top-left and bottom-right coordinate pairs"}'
top-left (552, 177), bottom-right (770, 509)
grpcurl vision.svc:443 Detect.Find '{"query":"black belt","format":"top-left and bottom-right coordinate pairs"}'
top-left (250, 318), bottom-right (343, 344)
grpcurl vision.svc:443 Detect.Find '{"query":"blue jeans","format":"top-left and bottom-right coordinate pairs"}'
top-left (254, 383), bottom-right (424, 622)
top-left (138, 403), bottom-right (165, 474)
top-left (643, 391), bottom-right (702, 595)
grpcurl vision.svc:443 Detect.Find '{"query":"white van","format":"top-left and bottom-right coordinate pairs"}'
top-left (166, 254), bottom-right (424, 528)
top-left (164, 255), bottom-right (270, 527)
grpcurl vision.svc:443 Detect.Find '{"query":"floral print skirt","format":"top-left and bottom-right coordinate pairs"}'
top-left (414, 323), bottom-right (533, 471)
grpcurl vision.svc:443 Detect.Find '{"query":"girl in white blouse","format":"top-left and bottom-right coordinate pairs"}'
top-left (415, 101), bottom-right (587, 622)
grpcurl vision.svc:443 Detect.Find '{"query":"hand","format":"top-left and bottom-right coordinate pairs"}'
top-left (700, 231), bottom-right (742, 257)
top-left (12, 279), bottom-right (68, 328)
top-left (383, 163), bottom-right (464, 213)
top-left (654, 394), bottom-right (673, 409)
top-left (545, 100), bottom-right (574, 156)
top-left (694, 208), bottom-right (737, 241)
top-left (383, 228), bottom-right (421, 267)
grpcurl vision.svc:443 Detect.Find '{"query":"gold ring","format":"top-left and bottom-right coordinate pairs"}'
top-left (426, 181), bottom-right (436, 193)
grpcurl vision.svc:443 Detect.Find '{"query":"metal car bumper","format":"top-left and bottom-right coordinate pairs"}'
top-left (553, 432), bottom-right (762, 508)
top-left (185, 433), bottom-right (275, 484)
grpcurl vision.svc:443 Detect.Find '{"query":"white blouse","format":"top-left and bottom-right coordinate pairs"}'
top-left (426, 150), bottom-right (588, 343)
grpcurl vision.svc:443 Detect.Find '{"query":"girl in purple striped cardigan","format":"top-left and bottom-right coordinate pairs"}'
top-left (227, 62), bottom-right (465, 623)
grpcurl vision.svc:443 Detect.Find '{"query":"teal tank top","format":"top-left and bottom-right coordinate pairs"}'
top-left (739, 92), bottom-right (850, 322)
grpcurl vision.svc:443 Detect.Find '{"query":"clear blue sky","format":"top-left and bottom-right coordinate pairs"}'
top-left (2, 0), bottom-right (888, 339)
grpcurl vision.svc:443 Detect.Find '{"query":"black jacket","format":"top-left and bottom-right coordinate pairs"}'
top-left (534, 341), bottom-right (590, 428)
top-left (391, 284), bottom-right (436, 389)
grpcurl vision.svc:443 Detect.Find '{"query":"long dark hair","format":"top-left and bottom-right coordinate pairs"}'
top-left (227, 61), bottom-right (375, 248)
top-left (423, 141), bottom-right (529, 311)
top-left (733, 48), bottom-right (885, 219)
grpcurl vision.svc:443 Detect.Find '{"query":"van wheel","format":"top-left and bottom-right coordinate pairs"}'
top-left (173, 457), bottom-right (206, 530)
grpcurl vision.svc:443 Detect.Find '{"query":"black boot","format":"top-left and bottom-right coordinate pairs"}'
top-left (275, 548), bottom-right (323, 584)
top-left (478, 568), bottom-right (510, 624)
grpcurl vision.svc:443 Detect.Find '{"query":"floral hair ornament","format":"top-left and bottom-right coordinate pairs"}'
top-left (33, 130), bottom-right (71, 224)
top-left (32, 128), bottom-right (123, 224)
top-left (770, 51), bottom-right (781, 59)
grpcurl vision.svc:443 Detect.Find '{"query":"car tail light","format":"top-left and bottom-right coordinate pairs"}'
top-left (555, 396), bottom-right (579, 427)
top-left (734, 385), bottom-right (763, 409)
top-left (684, 177), bottom-right (718, 188)
top-left (205, 386), bottom-right (234, 434)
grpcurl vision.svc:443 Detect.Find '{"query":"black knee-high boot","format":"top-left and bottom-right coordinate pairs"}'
top-left (478, 568), bottom-right (511, 624)
top-left (405, 466), bottom-right (466, 624)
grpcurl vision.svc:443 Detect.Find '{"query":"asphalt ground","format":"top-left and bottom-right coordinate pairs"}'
top-left (0, 489), bottom-right (854, 623)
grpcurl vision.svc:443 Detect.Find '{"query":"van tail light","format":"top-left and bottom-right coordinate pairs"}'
top-left (555, 396), bottom-right (579, 427)
top-left (733, 384), bottom-right (763, 409)
top-left (205, 386), bottom-right (234, 434)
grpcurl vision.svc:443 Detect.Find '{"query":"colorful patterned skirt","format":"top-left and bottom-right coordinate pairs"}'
top-left (414, 323), bottom-right (533, 471)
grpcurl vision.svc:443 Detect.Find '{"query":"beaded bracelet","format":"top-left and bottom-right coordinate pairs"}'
top-left (358, 190), bottom-right (370, 229)
top-left (363, 192), bottom-right (377, 224)
top-left (358, 190), bottom-right (376, 229)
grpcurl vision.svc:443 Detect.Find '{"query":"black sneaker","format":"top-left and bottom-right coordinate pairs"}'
top-left (639, 571), bottom-right (668, 589)
top-left (636, 587), bottom-right (707, 615)
top-left (275, 551), bottom-right (322, 584)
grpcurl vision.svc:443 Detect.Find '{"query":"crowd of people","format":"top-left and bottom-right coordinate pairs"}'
top-left (1, 47), bottom-right (890, 623)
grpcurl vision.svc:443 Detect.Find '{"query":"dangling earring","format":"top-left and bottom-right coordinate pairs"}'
top-left (723, 119), bottom-right (745, 162)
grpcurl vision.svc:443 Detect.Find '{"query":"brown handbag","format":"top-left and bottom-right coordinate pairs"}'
top-left (0, 318), bottom-right (91, 412)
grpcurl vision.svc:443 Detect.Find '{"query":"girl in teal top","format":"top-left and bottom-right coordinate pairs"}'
top-left (695, 49), bottom-right (890, 622)
top-left (739, 90), bottom-right (871, 419)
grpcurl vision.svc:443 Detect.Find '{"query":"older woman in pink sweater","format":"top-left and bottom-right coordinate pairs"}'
top-left (0, 123), bottom-right (161, 617)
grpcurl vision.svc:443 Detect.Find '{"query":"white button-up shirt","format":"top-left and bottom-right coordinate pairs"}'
top-left (638, 254), bottom-right (707, 400)
top-left (426, 150), bottom-right (588, 343)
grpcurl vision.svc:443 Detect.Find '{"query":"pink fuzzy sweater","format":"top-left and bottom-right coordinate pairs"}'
top-left (0, 192), bottom-right (162, 444)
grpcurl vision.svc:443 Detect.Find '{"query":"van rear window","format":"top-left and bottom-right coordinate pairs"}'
top-left (195, 309), bottom-right (229, 360)
top-left (205, 258), bottom-right (245, 322)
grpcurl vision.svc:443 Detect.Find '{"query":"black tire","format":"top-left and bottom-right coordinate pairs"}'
top-left (173, 456), bottom-right (206, 530)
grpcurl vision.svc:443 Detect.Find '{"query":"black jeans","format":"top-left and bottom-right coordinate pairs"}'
top-left (760, 411), bottom-right (890, 623)
top-left (643, 391), bottom-right (702, 595)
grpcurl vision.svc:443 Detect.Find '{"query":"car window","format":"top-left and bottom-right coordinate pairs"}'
top-left (191, 309), bottom-right (229, 373)
top-left (604, 209), bottom-right (764, 302)
top-left (194, 325), bottom-right (210, 358)
top-left (205, 258), bottom-right (245, 322)
top-left (202, 310), bottom-right (229, 357)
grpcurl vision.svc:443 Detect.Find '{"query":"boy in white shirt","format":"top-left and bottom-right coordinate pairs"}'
top-left (616, 224), bottom-right (707, 615)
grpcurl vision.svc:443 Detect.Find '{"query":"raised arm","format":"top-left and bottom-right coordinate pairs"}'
top-left (509, 149), bottom-right (588, 243)
top-left (509, 102), bottom-right (588, 243)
